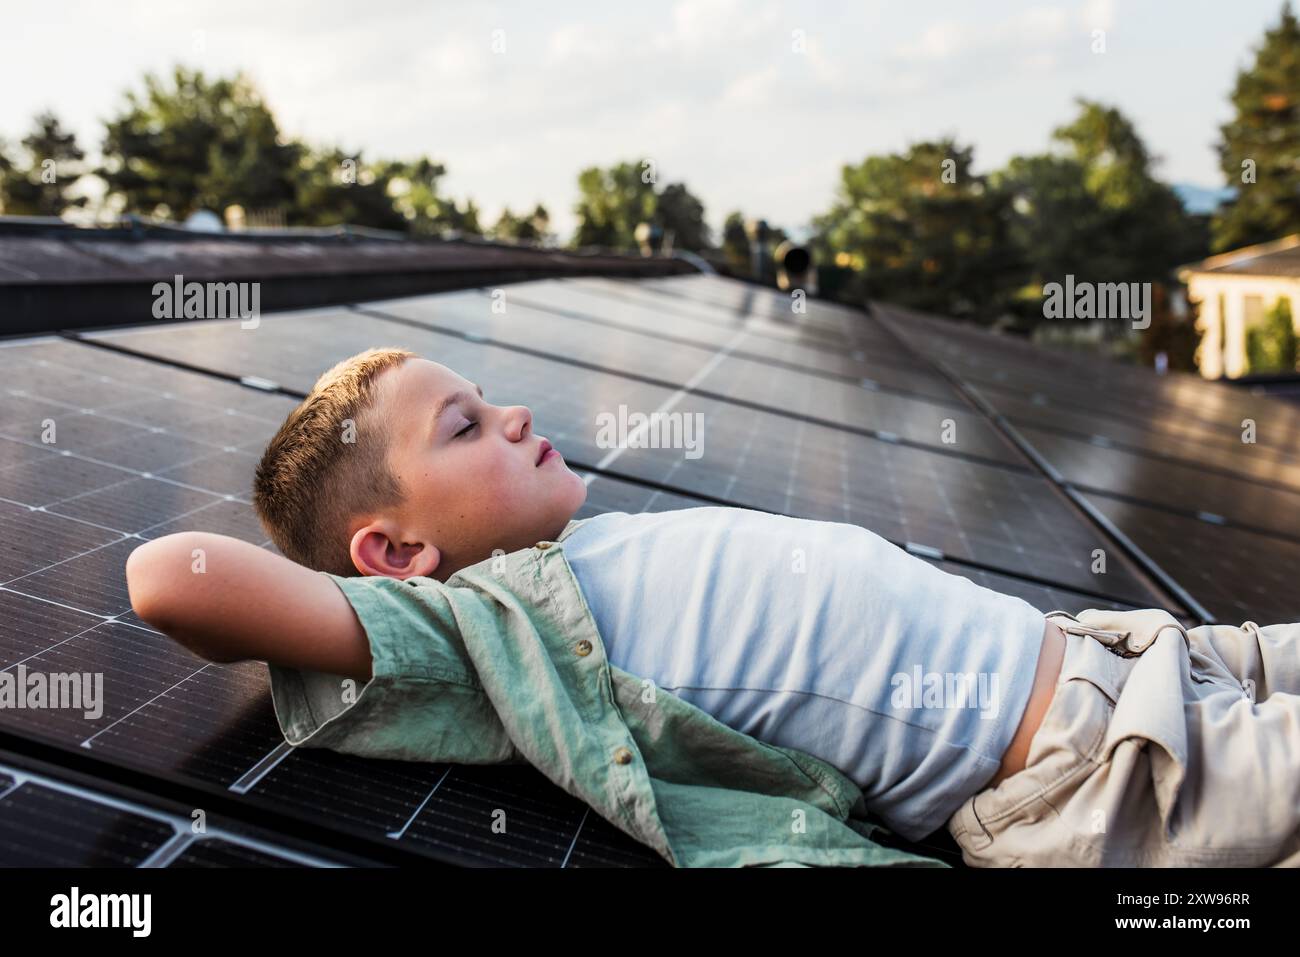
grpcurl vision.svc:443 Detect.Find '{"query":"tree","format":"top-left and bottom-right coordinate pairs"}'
top-left (1212, 2), bottom-right (1300, 251)
top-left (721, 211), bottom-right (751, 273)
top-left (811, 138), bottom-right (1025, 322)
top-left (654, 183), bottom-right (710, 251)
top-left (98, 66), bottom-right (300, 220)
top-left (290, 147), bottom-right (408, 231)
top-left (1050, 100), bottom-right (1206, 278)
top-left (991, 99), bottom-right (1208, 333)
top-left (0, 112), bottom-right (87, 216)
top-left (572, 161), bottom-right (657, 249)
top-left (490, 203), bottom-right (553, 243)
top-left (1246, 297), bottom-right (1298, 372)
top-left (383, 156), bottom-right (483, 235)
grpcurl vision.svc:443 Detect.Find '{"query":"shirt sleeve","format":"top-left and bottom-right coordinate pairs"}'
top-left (265, 571), bottom-right (520, 765)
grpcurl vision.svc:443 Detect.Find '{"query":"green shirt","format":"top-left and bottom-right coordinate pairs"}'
top-left (267, 517), bottom-right (949, 868)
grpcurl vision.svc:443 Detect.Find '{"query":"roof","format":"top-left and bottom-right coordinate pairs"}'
top-left (1178, 233), bottom-right (1300, 279)
top-left (2, 264), bottom-right (1299, 868)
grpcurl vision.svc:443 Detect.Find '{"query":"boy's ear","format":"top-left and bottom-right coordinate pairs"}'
top-left (349, 524), bottom-right (441, 580)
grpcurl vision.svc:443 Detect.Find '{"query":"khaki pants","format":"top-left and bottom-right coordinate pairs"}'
top-left (946, 607), bottom-right (1300, 866)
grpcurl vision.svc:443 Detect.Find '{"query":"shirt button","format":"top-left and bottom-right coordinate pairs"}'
top-left (535, 541), bottom-right (552, 550)
top-left (575, 639), bottom-right (593, 656)
top-left (613, 747), bottom-right (633, 765)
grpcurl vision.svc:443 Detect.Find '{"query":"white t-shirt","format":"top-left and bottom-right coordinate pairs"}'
top-left (561, 505), bottom-right (1047, 842)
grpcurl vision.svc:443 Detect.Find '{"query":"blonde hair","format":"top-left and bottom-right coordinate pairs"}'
top-left (253, 346), bottom-right (418, 576)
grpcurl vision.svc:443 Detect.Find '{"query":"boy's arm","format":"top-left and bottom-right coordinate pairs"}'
top-left (125, 531), bottom-right (373, 683)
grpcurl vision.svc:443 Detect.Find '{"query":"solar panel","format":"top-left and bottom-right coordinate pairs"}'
top-left (0, 758), bottom-right (341, 867)
top-left (7, 269), bottom-right (1264, 868)
top-left (873, 300), bottom-right (1300, 626)
top-left (80, 306), bottom-right (1154, 595)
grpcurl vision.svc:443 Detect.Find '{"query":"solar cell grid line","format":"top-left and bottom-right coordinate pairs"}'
top-left (609, 274), bottom-right (853, 329)
top-left (961, 356), bottom-right (1300, 463)
top-left (623, 275), bottom-right (894, 351)
top-left (541, 274), bottom-right (888, 361)
top-left (559, 270), bottom-right (863, 343)
top-left (356, 296), bottom-right (1022, 467)
top-left (362, 285), bottom-right (959, 413)
top-left (1011, 423), bottom-right (1300, 543)
top-left (869, 303), bottom-right (1196, 622)
top-left (1080, 492), bottom-right (1300, 625)
top-left (964, 386), bottom-right (1300, 496)
top-left (564, 274), bottom-right (878, 351)
top-left (66, 299), bottom-right (1160, 601)
top-left (465, 283), bottom-right (954, 401)
top-left (578, 273), bottom-right (893, 343)
top-left (621, 483), bottom-right (1148, 620)
top-left (82, 296), bottom-right (1030, 471)
top-left (504, 286), bottom-right (946, 397)
top-left (0, 759), bottom-right (342, 867)
top-left (882, 301), bottom-right (1300, 458)
top-left (595, 393), bottom-right (1159, 603)
top-left (878, 302), bottom-right (1300, 624)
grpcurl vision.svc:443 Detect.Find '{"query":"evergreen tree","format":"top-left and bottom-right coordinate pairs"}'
top-left (654, 182), bottom-right (710, 251)
top-left (98, 66), bottom-right (300, 220)
top-left (812, 138), bottom-right (1024, 322)
top-left (721, 211), bottom-right (751, 274)
top-left (0, 112), bottom-right (87, 216)
top-left (491, 203), bottom-right (552, 243)
top-left (996, 99), bottom-right (1204, 295)
top-left (1213, 2), bottom-right (1300, 251)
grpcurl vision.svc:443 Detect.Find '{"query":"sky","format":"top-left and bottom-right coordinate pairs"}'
top-left (2, 0), bottom-right (1291, 242)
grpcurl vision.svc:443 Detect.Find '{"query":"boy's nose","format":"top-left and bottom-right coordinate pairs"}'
top-left (512, 405), bottom-right (533, 439)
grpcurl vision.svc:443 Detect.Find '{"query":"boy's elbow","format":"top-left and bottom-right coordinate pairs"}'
top-left (125, 533), bottom-right (206, 634)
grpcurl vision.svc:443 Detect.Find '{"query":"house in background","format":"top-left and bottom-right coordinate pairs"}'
top-left (1178, 234), bottom-right (1300, 379)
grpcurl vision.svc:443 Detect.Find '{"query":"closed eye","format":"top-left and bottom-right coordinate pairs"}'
top-left (455, 421), bottom-right (477, 438)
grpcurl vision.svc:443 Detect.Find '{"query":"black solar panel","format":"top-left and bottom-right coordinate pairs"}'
top-left (6, 271), bottom-right (1273, 868)
top-left (0, 758), bottom-right (341, 867)
top-left (874, 299), bottom-right (1300, 626)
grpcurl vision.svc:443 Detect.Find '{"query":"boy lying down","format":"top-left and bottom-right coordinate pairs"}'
top-left (125, 347), bottom-right (1300, 867)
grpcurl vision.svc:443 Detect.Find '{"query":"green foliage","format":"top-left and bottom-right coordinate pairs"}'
top-left (289, 147), bottom-right (407, 231)
top-left (0, 111), bottom-right (87, 216)
top-left (1213, 2), bottom-right (1300, 251)
top-left (490, 203), bottom-right (553, 243)
top-left (1245, 297), bottom-right (1299, 372)
top-left (811, 138), bottom-right (1026, 322)
top-left (996, 98), bottom-right (1207, 313)
top-left (571, 161), bottom-right (710, 251)
top-left (572, 162), bottom-right (657, 249)
top-left (655, 183), bottom-right (710, 251)
top-left (811, 100), bottom-right (1207, 328)
top-left (98, 66), bottom-right (301, 219)
top-left (721, 211), bottom-right (750, 273)
top-left (386, 156), bottom-right (482, 235)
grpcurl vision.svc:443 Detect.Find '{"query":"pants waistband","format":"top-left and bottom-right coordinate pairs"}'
top-left (1044, 607), bottom-right (1189, 659)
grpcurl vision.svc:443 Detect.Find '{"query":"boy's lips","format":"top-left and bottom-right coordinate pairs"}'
top-left (536, 439), bottom-right (553, 465)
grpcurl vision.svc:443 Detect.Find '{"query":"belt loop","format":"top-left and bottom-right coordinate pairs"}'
top-left (1044, 608), bottom-right (1184, 659)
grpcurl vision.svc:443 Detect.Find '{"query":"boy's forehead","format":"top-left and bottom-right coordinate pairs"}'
top-left (388, 358), bottom-right (460, 401)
